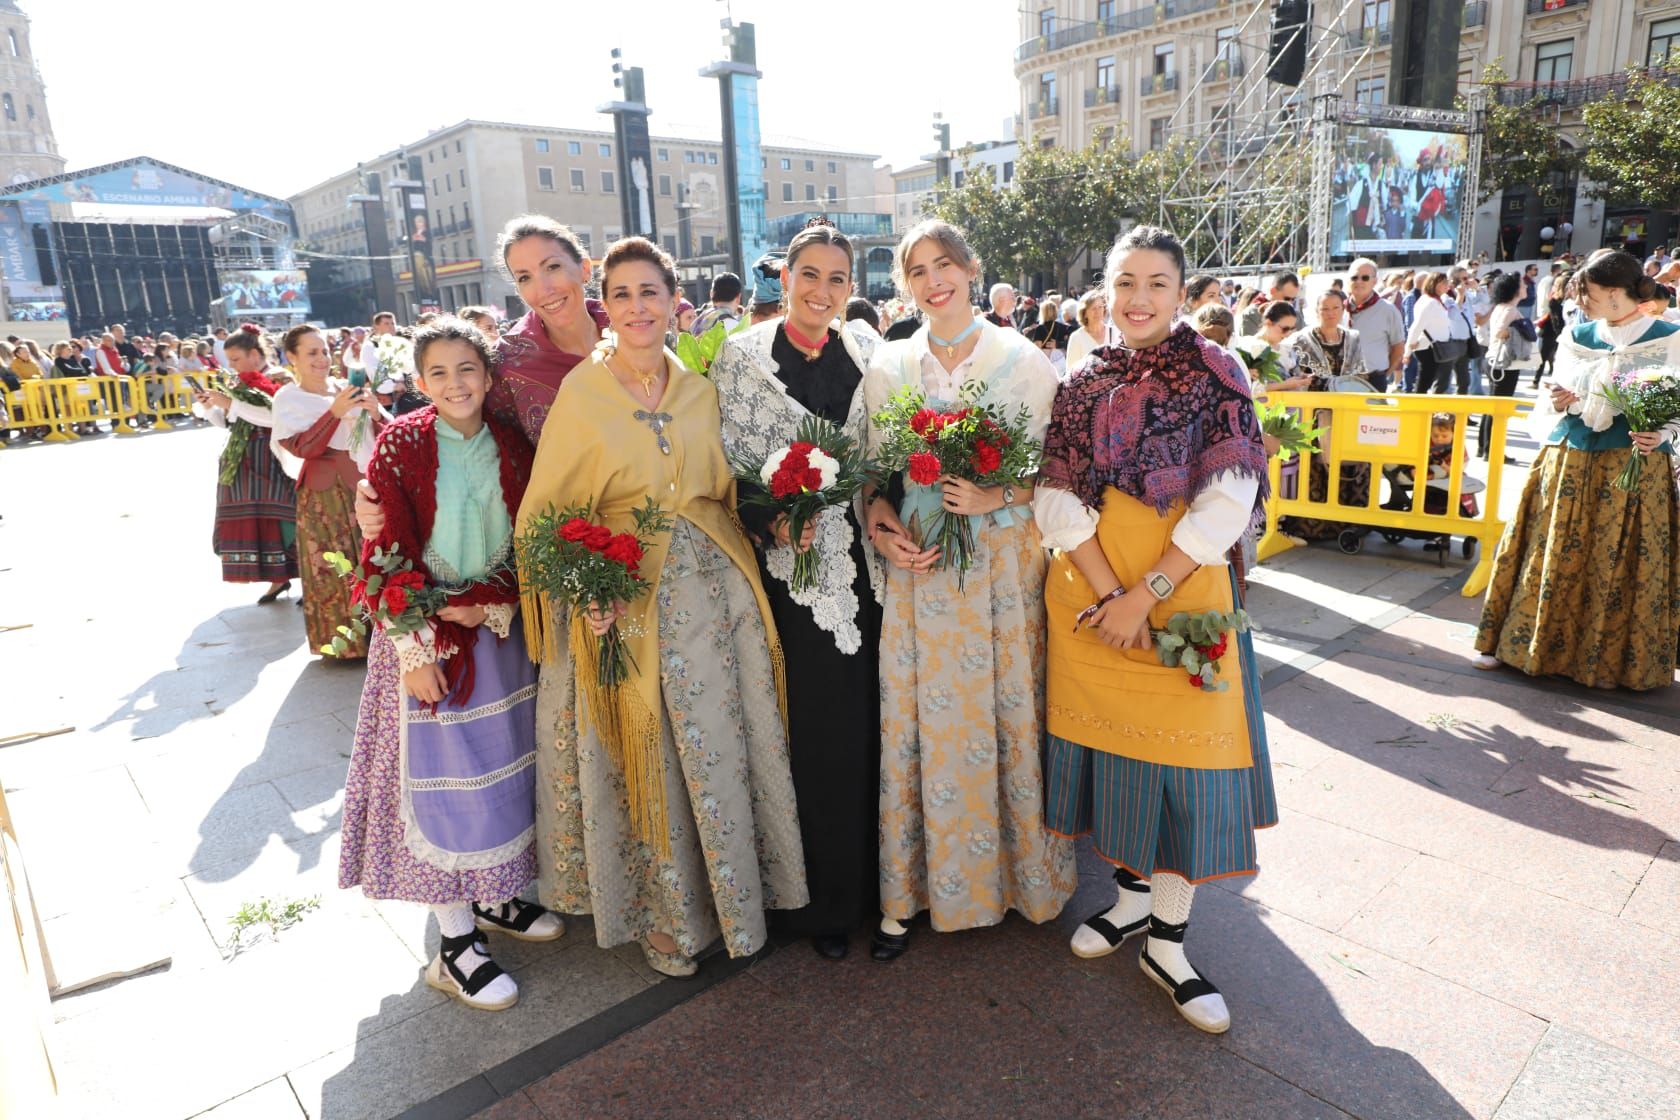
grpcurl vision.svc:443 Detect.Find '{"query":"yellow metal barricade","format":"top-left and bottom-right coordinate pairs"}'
top-left (1255, 391), bottom-right (1531, 597)
top-left (135, 372), bottom-right (196, 429)
top-left (31, 379), bottom-right (85, 442)
top-left (90, 375), bottom-right (140, 434)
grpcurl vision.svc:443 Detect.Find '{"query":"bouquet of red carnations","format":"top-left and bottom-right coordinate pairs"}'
top-left (1596, 366), bottom-right (1680, 491)
top-left (321, 544), bottom-right (447, 657)
top-left (871, 383), bottom-right (1038, 588)
top-left (516, 498), bottom-right (671, 687)
top-left (733, 416), bottom-right (877, 592)
top-left (1151, 608), bottom-right (1253, 692)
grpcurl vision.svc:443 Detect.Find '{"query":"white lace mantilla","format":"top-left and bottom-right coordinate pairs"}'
top-left (711, 319), bottom-right (883, 655)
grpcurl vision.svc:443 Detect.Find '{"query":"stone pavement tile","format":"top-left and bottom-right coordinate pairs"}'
top-left (1486, 756), bottom-right (1680, 850)
top-left (158, 779), bottom-right (321, 878)
top-left (1146, 1048), bottom-right (1354, 1120)
top-left (1215, 811), bottom-right (1420, 934)
top-left (1195, 888), bottom-right (1544, 1120)
top-left (1251, 632), bottom-right (1320, 677)
top-left (47, 879), bottom-right (222, 1023)
top-left (750, 914), bottom-right (1205, 1115)
top-left (289, 942), bottom-right (652, 1120)
top-left (1491, 1024), bottom-right (1680, 1120)
top-left (1621, 841), bottom-right (1680, 938)
top-left (183, 831), bottom-right (348, 953)
top-left (1341, 855), bottom-right (1680, 1072)
top-left (469, 1090), bottom-right (546, 1120)
top-left (272, 760), bottom-right (349, 816)
top-left (1282, 749), bottom-right (1661, 917)
top-left (521, 972), bottom-right (940, 1120)
top-left (3, 764), bottom-right (162, 921)
top-left (126, 710), bottom-right (356, 809)
top-left (190, 1077), bottom-right (307, 1119)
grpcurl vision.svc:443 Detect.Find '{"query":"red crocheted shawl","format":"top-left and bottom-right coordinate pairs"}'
top-left (362, 405), bottom-right (533, 704)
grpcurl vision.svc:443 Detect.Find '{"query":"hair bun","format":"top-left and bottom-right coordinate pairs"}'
top-left (238, 321), bottom-right (263, 335)
top-left (1636, 277), bottom-right (1661, 303)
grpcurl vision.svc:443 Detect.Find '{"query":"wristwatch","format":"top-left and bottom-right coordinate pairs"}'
top-left (1143, 571), bottom-right (1175, 601)
top-left (1000, 483), bottom-right (1016, 508)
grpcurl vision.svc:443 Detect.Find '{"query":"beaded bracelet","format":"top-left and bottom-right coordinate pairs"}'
top-left (1073, 585), bottom-right (1127, 632)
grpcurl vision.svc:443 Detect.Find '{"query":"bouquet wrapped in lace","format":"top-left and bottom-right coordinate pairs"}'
top-left (321, 544), bottom-right (447, 657)
top-left (732, 416), bottom-right (876, 592)
top-left (1152, 608), bottom-right (1253, 693)
top-left (1597, 366), bottom-right (1680, 491)
top-left (516, 498), bottom-right (671, 687)
top-left (871, 383), bottom-right (1038, 589)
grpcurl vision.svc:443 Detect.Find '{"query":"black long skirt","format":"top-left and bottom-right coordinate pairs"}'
top-left (761, 512), bottom-right (882, 938)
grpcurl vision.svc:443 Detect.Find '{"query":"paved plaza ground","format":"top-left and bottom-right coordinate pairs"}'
top-left (2, 407), bottom-right (1677, 1120)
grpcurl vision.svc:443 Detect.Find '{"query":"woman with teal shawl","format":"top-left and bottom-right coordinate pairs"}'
top-left (1476, 250), bottom-right (1680, 690)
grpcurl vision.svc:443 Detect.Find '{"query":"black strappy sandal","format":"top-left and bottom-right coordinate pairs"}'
top-left (472, 898), bottom-right (566, 942)
top-left (1138, 916), bottom-right (1230, 1034)
top-left (425, 930), bottom-right (516, 1011)
top-left (1071, 869), bottom-right (1151, 959)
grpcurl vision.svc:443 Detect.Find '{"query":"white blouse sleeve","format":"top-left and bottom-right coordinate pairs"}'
top-left (1031, 486), bottom-right (1098, 552)
top-left (1170, 471), bottom-right (1261, 566)
top-left (228, 398), bottom-right (275, 428)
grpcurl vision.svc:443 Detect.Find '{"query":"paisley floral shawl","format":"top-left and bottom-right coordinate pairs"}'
top-left (1042, 322), bottom-right (1269, 530)
top-left (712, 319), bottom-right (882, 653)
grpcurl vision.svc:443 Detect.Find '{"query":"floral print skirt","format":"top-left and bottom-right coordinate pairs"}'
top-left (533, 519), bottom-right (808, 958)
top-left (1476, 443), bottom-right (1679, 690)
top-left (878, 515), bottom-right (1077, 931)
top-left (297, 479), bottom-right (367, 657)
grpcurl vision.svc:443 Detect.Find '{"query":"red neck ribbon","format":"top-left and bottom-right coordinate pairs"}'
top-left (782, 321), bottom-right (829, 359)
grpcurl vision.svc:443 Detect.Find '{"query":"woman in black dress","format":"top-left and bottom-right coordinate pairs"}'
top-left (710, 219), bottom-right (884, 960)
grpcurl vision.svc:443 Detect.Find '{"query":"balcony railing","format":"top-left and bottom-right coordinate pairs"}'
top-left (1526, 0), bottom-right (1588, 13)
top-left (1492, 64), bottom-right (1676, 107)
top-left (1201, 54), bottom-right (1246, 83)
top-left (1084, 84), bottom-right (1121, 108)
top-left (1012, 5), bottom-right (1158, 62)
top-left (1141, 72), bottom-right (1179, 96)
top-left (1344, 24), bottom-right (1393, 48)
top-left (1162, 0), bottom-right (1224, 17)
top-left (1463, 0), bottom-right (1487, 28)
top-left (1028, 97), bottom-right (1060, 119)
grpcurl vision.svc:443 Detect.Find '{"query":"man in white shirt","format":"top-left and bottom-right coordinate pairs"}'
top-left (1344, 258), bottom-right (1404, 391)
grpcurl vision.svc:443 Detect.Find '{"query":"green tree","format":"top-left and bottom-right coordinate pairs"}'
top-left (1463, 61), bottom-right (1579, 206)
top-left (1580, 58), bottom-right (1680, 212)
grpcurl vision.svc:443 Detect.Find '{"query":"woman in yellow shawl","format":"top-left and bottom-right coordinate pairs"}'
top-left (517, 238), bottom-right (807, 978)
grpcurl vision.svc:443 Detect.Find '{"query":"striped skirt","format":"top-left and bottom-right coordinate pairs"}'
top-left (1044, 576), bottom-right (1278, 884)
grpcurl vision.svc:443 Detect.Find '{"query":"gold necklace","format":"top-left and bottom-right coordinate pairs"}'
top-left (613, 352), bottom-right (664, 400)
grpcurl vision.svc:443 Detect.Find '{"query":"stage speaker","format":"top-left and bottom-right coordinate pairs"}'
top-left (1389, 0), bottom-right (1466, 109)
top-left (1267, 0), bottom-right (1311, 88)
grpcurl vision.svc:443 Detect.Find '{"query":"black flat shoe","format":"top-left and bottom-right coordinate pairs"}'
top-left (811, 934), bottom-right (849, 960)
top-left (870, 924), bottom-right (910, 962)
top-left (257, 580), bottom-right (291, 604)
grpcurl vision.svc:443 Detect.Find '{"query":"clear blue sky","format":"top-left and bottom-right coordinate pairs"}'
top-left (26, 0), bottom-right (1022, 198)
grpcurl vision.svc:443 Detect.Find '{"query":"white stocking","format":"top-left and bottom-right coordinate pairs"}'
top-left (1070, 868), bottom-right (1152, 956)
top-left (431, 903), bottom-right (517, 1005)
top-left (1142, 874), bottom-right (1229, 1033)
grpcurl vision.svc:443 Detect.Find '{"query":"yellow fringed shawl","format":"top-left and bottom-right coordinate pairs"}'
top-left (516, 350), bottom-right (786, 855)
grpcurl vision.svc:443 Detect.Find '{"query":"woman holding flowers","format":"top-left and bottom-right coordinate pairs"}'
top-left (710, 219), bottom-right (884, 960)
top-left (1475, 249), bottom-right (1680, 690)
top-left (1036, 225), bottom-right (1273, 1034)
top-left (192, 324), bottom-right (298, 602)
top-left (517, 237), bottom-right (806, 978)
top-left (339, 317), bottom-right (563, 1013)
top-left (272, 325), bottom-right (385, 659)
top-left (860, 219), bottom-right (1076, 960)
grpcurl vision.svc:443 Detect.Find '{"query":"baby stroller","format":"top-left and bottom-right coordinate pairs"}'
top-left (1373, 463), bottom-right (1479, 565)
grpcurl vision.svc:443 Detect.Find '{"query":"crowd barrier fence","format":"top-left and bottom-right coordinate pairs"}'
top-left (0, 373), bottom-right (208, 443)
top-left (1255, 390), bottom-right (1532, 598)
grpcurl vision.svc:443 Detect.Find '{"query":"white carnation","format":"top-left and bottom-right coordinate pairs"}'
top-left (808, 448), bottom-right (839, 490)
top-left (760, 447), bottom-right (792, 487)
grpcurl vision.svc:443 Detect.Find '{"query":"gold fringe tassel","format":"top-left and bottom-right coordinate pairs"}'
top-left (769, 636), bottom-right (789, 740)
top-left (569, 611), bottom-right (671, 858)
top-left (519, 585), bottom-right (560, 665)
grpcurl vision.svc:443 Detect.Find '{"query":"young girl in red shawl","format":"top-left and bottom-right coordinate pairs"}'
top-left (338, 317), bottom-right (563, 1012)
